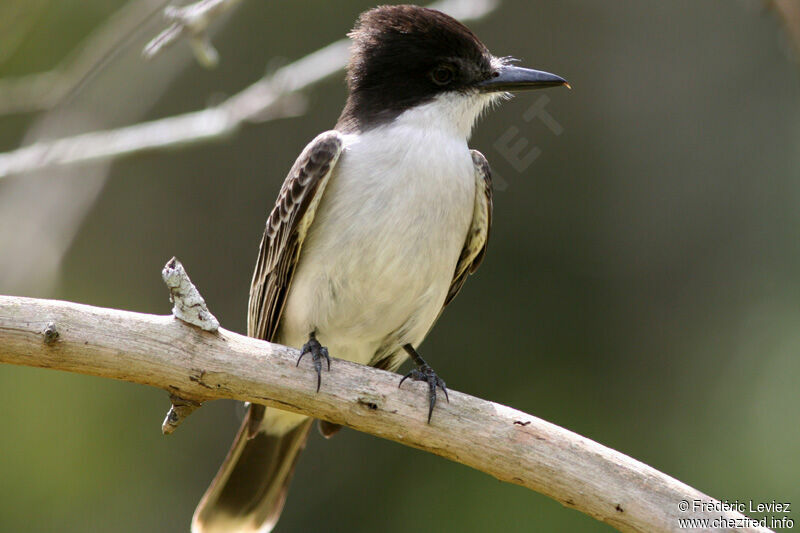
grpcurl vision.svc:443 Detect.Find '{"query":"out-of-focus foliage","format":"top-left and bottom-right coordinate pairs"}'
top-left (1, 1), bottom-right (798, 532)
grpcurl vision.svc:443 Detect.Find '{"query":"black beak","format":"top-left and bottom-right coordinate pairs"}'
top-left (478, 65), bottom-right (570, 93)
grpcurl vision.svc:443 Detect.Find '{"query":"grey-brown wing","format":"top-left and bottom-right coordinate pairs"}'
top-left (443, 149), bottom-right (493, 308)
top-left (248, 130), bottom-right (344, 341)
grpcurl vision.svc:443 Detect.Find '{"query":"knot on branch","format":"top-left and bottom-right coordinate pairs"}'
top-left (162, 257), bottom-right (219, 332)
top-left (42, 321), bottom-right (59, 345)
top-left (162, 394), bottom-right (203, 434)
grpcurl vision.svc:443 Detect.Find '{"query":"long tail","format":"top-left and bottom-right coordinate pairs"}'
top-left (192, 407), bottom-right (313, 533)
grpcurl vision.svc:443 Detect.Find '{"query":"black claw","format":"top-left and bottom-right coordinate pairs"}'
top-left (399, 370), bottom-right (413, 388)
top-left (398, 344), bottom-right (449, 423)
top-left (322, 346), bottom-right (331, 371)
top-left (427, 376), bottom-right (436, 423)
top-left (297, 332), bottom-right (330, 392)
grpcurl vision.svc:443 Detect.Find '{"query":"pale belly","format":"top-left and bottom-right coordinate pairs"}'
top-left (263, 130), bottom-right (477, 434)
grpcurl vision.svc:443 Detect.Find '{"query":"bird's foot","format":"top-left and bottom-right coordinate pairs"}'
top-left (399, 344), bottom-right (449, 423)
top-left (296, 331), bottom-right (330, 392)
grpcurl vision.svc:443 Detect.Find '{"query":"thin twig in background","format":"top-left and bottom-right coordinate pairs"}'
top-left (0, 284), bottom-right (773, 533)
top-left (143, 0), bottom-right (245, 67)
top-left (0, 0), bottom-right (499, 180)
top-left (0, 0), bottom-right (172, 115)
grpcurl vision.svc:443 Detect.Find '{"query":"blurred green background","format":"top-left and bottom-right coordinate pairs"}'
top-left (1, 0), bottom-right (799, 532)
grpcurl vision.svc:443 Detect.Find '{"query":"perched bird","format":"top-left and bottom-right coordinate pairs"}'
top-left (192, 5), bottom-right (568, 532)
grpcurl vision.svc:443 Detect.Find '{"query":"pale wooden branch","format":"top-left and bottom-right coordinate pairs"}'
top-left (0, 0), bottom-right (499, 180)
top-left (0, 293), bottom-right (772, 533)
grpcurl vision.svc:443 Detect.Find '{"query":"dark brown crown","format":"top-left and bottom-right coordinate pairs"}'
top-left (337, 5), bottom-right (495, 132)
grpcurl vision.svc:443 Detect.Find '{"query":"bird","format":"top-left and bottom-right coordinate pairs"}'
top-left (192, 5), bottom-right (568, 533)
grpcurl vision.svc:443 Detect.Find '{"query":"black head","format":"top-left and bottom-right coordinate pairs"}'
top-left (336, 5), bottom-right (567, 133)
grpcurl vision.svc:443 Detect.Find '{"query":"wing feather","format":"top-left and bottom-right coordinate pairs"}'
top-left (248, 131), bottom-right (344, 341)
top-left (442, 149), bottom-right (493, 308)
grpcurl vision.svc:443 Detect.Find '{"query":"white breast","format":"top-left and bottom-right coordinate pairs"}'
top-left (277, 96), bottom-right (480, 366)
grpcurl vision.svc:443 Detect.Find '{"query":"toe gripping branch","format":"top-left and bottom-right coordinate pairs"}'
top-left (296, 331), bottom-right (331, 392)
top-left (399, 344), bottom-right (449, 423)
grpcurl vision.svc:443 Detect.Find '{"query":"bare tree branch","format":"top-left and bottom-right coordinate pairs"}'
top-left (0, 290), bottom-right (772, 533)
top-left (143, 0), bottom-right (245, 67)
top-left (0, 0), bottom-right (499, 180)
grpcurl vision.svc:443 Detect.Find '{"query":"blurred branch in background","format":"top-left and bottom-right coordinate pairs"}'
top-left (0, 91), bottom-right (306, 178)
top-left (769, 0), bottom-right (800, 59)
top-left (0, 0), bottom-right (235, 296)
top-left (0, 284), bottom-right (773, 533)
top-left (0, 0), bottom-right (171, 115)
top-left (0, 0), bottom-right (498, 180)
top-left (143, 0), bottom-right (245, 68)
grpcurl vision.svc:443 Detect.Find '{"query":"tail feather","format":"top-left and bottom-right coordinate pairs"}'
top-left (192, 408), bottom-right (313, 533)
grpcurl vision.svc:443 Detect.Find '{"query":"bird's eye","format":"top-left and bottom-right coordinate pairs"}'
top-left (430, 64), bottom-right (455, 86)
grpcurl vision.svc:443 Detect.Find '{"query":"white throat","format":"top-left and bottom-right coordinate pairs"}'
top-left (388, 91), bottom-right (499, 140)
